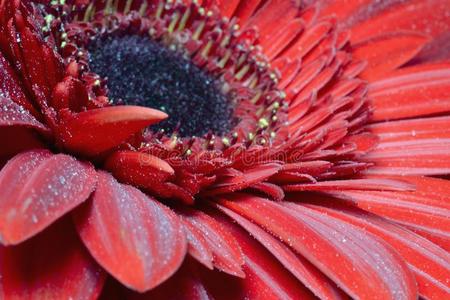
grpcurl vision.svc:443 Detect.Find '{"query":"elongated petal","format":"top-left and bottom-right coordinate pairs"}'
top-left (324, 175), bottom-right (450, 251)
top-left (58, 106), bottom-right (167, 156)
top-left (73, 171), bottom-right (187, 292)
top-left (301, 199), bottom-right (450, 299)
top-left (283, 178), bottom-right (414, 192)
top-left (0, 218), bottom-right (105, 299)
top-left (219, 194), bottom-right (417, 300)
top-left (215, 203), bottom-right (345, 300)
top-left (0, 150), bottom-right (97, 245)
top-left (0, 52), bottom-right (38, 117)
top-left (363, 138), bottom-right (450, 175)
top-left (351, 32), bottom-right (429, 81)
top-left (181, 219), bottom-right (214, 270)
top-left (180, 209), bottom-right (245, 277)
top-left (204, 163), bottom-right (281, 195)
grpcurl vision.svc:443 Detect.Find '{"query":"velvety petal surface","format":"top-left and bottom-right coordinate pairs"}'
top-left (219, 194), bottom-right (417, 300)
top-left (0, 149), bottom-right (97, 245)
top-left (58, 106), bottom-right (167, 156)
top-left (73, 171), bottom-right (187, 292)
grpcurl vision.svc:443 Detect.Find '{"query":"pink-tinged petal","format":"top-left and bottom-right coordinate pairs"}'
top-left (0, 218), bottom-right (105, 299)
top-left (362, 138), bottom-right (450, 175)
top-left (219, 194), bottom-right (417, 300)
top-left (73, 171), bottom-right (187, 292)
top-left (58, 106), bottom-right (167, 156)
top-left (368, 64), bottom-right (450, 121)
top-left (0, 96), bottom-right (49, 134)
top-left (215, 203), bottom-right (345, 300)
top-left (367, 116), bottom-right (450, 143)
top-left (0, 150), bottom-right (97, 245)
top-left (300, 199), bottom-right (450, 299)
top-left (348, 0), bottom-right (450, 43)
top-left (214, 214), bottom-right (319, 300)
top-left (351, 32), bottom-right (429, 81)
top-left (204, 163), bottom-right (281, 195)
top-left (323, 175), bottom-right (450, 251)
top-left (181, 219), bottom-right (214, 270)
top-left (283, 178), bottom-right (414, 192)
top-left (180, 209), bottom-right (245, 277)
top-left (250, 182), bottom-right (285, 201)
top-left (104, 151), bottom-right (174, 190)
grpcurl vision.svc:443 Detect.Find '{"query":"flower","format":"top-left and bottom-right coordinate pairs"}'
top-left (0, 0), bottom-right (449, 298)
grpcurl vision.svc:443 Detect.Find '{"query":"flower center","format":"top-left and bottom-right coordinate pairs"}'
top-left (87, 34), bottom-right (234, 137)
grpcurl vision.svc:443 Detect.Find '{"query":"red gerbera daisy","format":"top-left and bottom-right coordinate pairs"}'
top-left (1, 0), bottom-right (449, 299)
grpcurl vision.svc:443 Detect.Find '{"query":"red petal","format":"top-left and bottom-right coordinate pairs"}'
top-left (215, 203), bottom-right (345, 300)
top-left (369, 116), bottom-right (450, 142)
top-left (180, 209), bottom-right (245, 278)
top-left (219, 194), bottom-right (418, 300)
top-left (181, 218), bottom-right (214, 270)
top-left (368, 64), bottom-right (450, 121)
top-left (349, 0), bottom-right (450, 43)
top-left (284, 178), bottom-right (414, 192)
top-left (58, 106), bottom-right (167, 156)
top-left (362, 138), bottom-right (450, 175)
top-left (0, 218), bottom-right (105, 299)
top-left (0, 96), bottom-right (49, 134)
top-left (215, 214), bottom-right (323, 300)
top-left (0, 52), bottom-right (38, 117)
top-left (324, 175), bottom-right (450, 251)
top-left (127, 258), bottom-right (213, 300)
top-left (0, 150), bottom-right (97, 245)
top-left (352, 32), bottom-right (429, 81)
top-left (204, 163), bottom-right (281, 195)
top-left (282, 21), bottom-right (333, 61)
top-left (73, 171), bottom-right (187, 292)
top-left (104, 150), bottom-right (174, 191)
top-left (302, 199), bottom-right (450, 299)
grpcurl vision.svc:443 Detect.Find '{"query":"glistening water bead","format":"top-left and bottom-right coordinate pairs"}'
top-left (87, 35), bottom-right (235, 137)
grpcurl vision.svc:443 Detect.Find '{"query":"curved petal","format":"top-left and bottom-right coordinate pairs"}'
top-left (219, 194), bottom-right (417, 300)
top-left (127, 259), bottom-right (213, 300)
top-left (180, 208), bottom-right (245, 278)
top-left (323, 175), bottom-right (450, 251)
top-left (351, 32), bottom-right (429, 81)
top-left (204, 163), bottom-right (281, 195)
top-left (0, 218), bottom-right (105, 299)
top-left (58, 106), bottom-right (167, 156)
top-left (104, 151), bottom-right (174, 190)
top-left (73, 171), bottom-right (187, 292)
top-left (300, 198), bottom-right (450, 299)
top-left (215, 203), bottom-right (345, 300)
top-left (0, 150), bottom-right (97, 245)
top-left (368, 64), bottom-right (450, 121)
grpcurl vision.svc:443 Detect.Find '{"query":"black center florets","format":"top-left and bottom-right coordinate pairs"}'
top-left (88, 35), bottom-right (235, 137)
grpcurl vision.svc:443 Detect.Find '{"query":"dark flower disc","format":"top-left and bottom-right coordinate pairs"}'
top-left (88, 34), bottom-right (235, 137)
